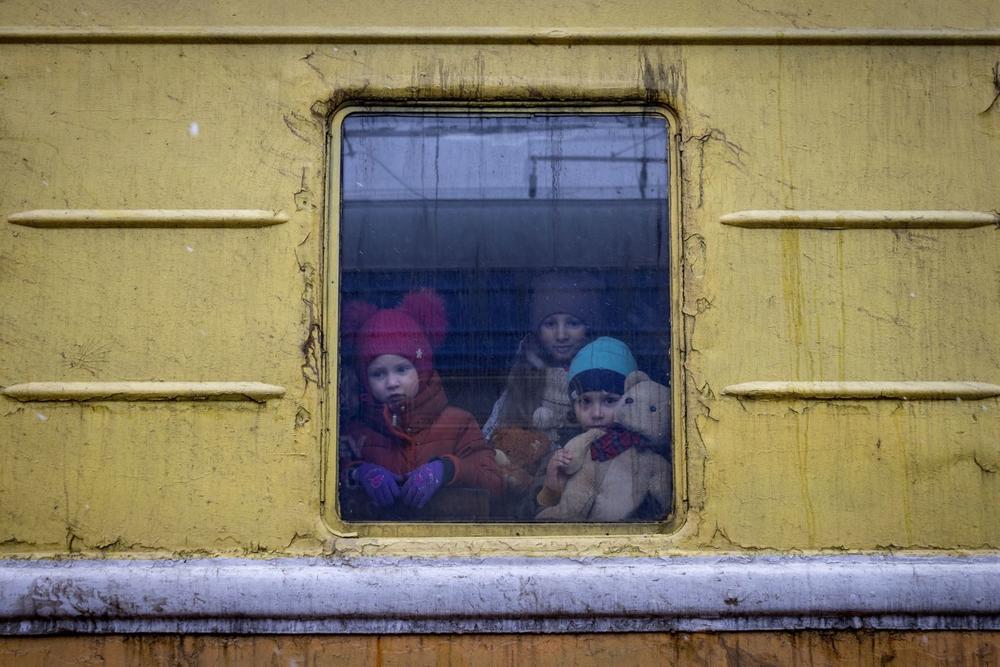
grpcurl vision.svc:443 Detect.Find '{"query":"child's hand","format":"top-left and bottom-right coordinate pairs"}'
top-left (543, 448), bottom-right (573, 490)
top-left (400, 460), bottom-right (446, 508)
top-left (356, 462), bottom-right (403, 507)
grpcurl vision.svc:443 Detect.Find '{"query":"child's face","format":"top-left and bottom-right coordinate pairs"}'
top-left (366, 354), bottom-right (419, 409)
top-left (574, 390), bottom-right (622, 429)
top-left (538, 313), bottom-right (588, 365)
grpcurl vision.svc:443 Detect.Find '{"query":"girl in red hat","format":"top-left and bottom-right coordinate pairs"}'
top-left (342, 289), bottom-right (502, 513)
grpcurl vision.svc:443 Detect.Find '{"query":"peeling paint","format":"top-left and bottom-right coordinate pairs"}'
top-left (974, 451), bottom-right (999, 474)
top-left (683, 129), bottom-right (747, 209)
top-left (292, 168), bottom-right (315, 212)
top-left (980, 61), bottom-right (1000, 113)
top-left (295, 240), bottom-right (322, 391)
top-left (294, 405), bottom-right (311, 429)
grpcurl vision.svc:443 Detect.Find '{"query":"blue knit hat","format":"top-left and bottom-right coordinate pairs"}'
top-left (567, 337), bottom-right (637, 400)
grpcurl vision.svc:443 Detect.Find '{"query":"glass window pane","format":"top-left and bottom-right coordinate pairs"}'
top-left (336, 111), bottom-right (672, 523)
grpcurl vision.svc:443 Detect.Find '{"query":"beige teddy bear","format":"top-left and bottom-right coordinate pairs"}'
top-left (536, 371), bottom-right (672, 522)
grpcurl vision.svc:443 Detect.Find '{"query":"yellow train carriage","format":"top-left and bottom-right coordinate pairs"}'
top-left (1, 1), bottom-right (999, 663)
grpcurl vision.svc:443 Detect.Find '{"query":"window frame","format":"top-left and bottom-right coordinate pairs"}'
top-left (321, 102), bottom-right (686, 539)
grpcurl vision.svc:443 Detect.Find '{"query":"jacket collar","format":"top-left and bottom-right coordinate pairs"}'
top-left (362, 372), bottom-right (448, 434)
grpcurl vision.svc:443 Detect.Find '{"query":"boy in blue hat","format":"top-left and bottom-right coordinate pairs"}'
top-left (538, 337), bottom-right (637, 506)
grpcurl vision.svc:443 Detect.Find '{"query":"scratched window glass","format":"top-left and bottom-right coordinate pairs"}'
top-left (337, 112), bottom-right (673, 523)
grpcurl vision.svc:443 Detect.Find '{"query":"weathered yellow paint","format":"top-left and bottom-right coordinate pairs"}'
top-left (1, 2), bottom-right (999, 556)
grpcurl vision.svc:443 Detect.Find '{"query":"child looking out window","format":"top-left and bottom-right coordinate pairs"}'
top-left (538, 337), bottom-right (637, 506)
top-left (484, 271), bottom-right (607, 444)
top-left (342, 289), bottom-right (502, 516)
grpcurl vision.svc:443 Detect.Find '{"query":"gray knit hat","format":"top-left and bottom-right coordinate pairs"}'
top-left (528, 272), bottom-right (606, 332)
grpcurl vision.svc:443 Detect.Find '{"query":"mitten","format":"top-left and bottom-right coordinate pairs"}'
top-left (534, 367), bottom-right (571, 432)
top-left (532, 406), bottom-right (557, 430)
top-left (400, 459), bottom-right (446, 508)
top-left (356, 462), bottom-right (402, 507)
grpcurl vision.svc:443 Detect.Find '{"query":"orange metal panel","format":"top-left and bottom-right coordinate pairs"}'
top-left (3, 633), bottom-right (1000, 666)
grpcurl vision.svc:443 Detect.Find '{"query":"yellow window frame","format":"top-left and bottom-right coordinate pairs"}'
top-left (321, 102), bottom-right (687, 544)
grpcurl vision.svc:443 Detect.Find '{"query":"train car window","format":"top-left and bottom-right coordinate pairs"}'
top-left (335, 109), bottom-right (673, 524)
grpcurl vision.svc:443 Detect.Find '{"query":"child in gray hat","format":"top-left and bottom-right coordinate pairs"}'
top-left (483, 271), bottom-right (607, 444)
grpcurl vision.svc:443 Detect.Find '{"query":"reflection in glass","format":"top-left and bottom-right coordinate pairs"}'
top-left (337, 112), bottom-right (672, 523)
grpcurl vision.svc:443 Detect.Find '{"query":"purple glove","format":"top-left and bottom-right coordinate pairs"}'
top-left (400, 460), bottom-right (446, 508)
top-left (356, 463), bottom-right (402, 507)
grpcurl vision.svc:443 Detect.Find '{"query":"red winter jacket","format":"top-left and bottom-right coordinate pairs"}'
top-left (345, 373), bottom-right (502, 497)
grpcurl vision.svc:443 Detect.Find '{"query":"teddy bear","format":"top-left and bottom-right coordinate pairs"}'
top-left (491, 427), bottom-right (551, 495)
top-left (535, 371), bottom-right (672, 522)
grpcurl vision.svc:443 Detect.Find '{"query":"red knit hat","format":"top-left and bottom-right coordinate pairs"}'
top-left (342, 289), bottom-right (448, 379)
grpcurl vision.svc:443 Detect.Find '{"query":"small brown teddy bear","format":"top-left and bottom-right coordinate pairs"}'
top-left (491, 427), bottom-right (551, 494)
top-left (536, 371), bottom-right (672, 521)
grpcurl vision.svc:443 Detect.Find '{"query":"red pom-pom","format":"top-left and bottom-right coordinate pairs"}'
top-left (398, 289), bottom-right (448, 348)
top-left (341, 299), bottom-right (379, 350)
